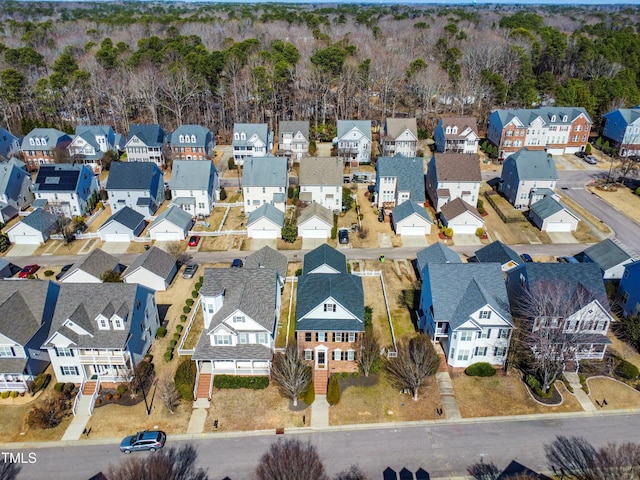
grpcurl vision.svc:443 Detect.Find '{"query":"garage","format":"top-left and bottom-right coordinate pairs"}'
top-left (398, 225), bottom-right (428, 236)
top-left (103, 233), bottom-right (131, 242)
top-left (154, 232), bottom-right (182, 241)
top-left (13, 234), bottom-right (42, 245)
top-left (545, 222), bottom-right (572, 233)
top-left (301, 228), bottom-right (329, 239)
top-left (449, 224), bottom-right (477, 235)
top-left (250, 228), bottom-right (278, 239)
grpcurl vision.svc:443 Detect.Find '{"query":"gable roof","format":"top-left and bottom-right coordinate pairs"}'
top-left (99, 206), bottom-right (145, 231)
top-left (384, 117), bottom-right (418, 140)
top-left (0, 128), bottom-right (19, 159)
top-left (298, 202), bottom-right (334, 226)
top-left (73, 125), bottom-right (113, 151)
top-left (247, 203), bottom-right (284, 228)
top-left (475, 241), bottom-right (522, 267)
top-left (21, 128), bottom-right (71, 149)
top-left (279, 121), bottom-right (309, 140)
top-left (530, 196), bottom-right (576, 220)
top-left (170, 160), bottom-right (217, 190)
top-left (392, 201), bottom-right (432, 224)
top-left (127, 124), bottom-right (166, 147)
top-left (299, 157), bottom-right (343, 186)
top-left (431, 152), bottom-right (481, 182)
top-left (33, 164), bottom-right (91, 194)
top-left (150, 204), bottom-right (193, 230)
top-left (295, 273), bottom-right (364, 331)
top-left (337, 120), bottom-right (372, 141)
top-left (439, 117), bottom-right (478, 139)
top-left (65, 249), bottom-right (120, 280)
top-left (582, 239), bottom-right (634, 272)
top-left (303, 243), bottom-right (347, 275)
top-left (242, 155), bottom-right (288, 188)
top-left (245, 246), bottom-right (288, 278)
top-left (20, 208), bottom-right (58, 233)
top-left (503, 148), bottom-right (558, 181)
top-left (440, 197), bottom-right (482, 222)
top-left (492, 107), bottom-right (592, 128)
top-left (233, 123), bottom-right (269, 146)
top-left (376, 156), bottom-right (426, 203)
top-left (0, 161), bottom-right (29, 200)
top-left (106, 161), bottom-right (163, 190)
top-left (170, 125), bottom-right (212, 147)
top-left (0, 280), bottom-right (57, 345)
top-left (416, 243), bottom-right (461, 276)
top-left (123, 246), bottom-right (176, 279)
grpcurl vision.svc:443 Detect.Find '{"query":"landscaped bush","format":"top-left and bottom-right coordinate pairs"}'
top-left (465, 362), bottom-right (496, 377)
top-left (104, 393), bottom-right (113, 401)
top-left (195, 282), bottom-right (202, 291)
top-left (43, 270), bottom-right (54, 277)
top-left (183, 306), bottom-right (191, 314)
top-left (191, 290), bottom-right (198, 298)
top-left (295, 268), bottom-right (303, 276)
top-left (94, 398), bottom-right (102, 407)
top-left (579, 374), bottom-right (589, 394)
top-left (113, 393), bottom-right (121, 400)
top-left (10, 391), bottom-right (19, 398)
top-left (475, 228), bottom-right (485, 237)
top-left (26, 392), bottom-right (72, 429)
top-left (173, 332), bottom-right (180, 340)
top-left (156, 327), bottom-right (167, 338)
top-left (164, 350), bottom-right (173, 362)
top-left (1, 391), bottom-right (10, 399)
top-left (304, 381), bottom-right (315, 405)
top-left (176, 325), bottom-right (184, 333)
top-left (29, 372), bottom-right (51, 395)
top-left (174, 358), bottom-right (197, 401)
top-left (616, 359), bottom-right (640, 379)
top-left (169, 339), bottom-right (177, 348)
top-left (525, 374), bottom-right (541, 390)
top-left (213, 375), bottom-right (269, 389)
top-left (116, 384), bottom-right (128, 395)
top-left (180, 315), bottom-right (187, 322)
top-left (186, 298), bottom-right (194, 307)
top-left (327, 375), bottom-right (341, 405)
top-left (63, 383), bottom-right (75, 393)
top-left (364, 306), bottom-right (373, 329)
top-left (54, 382), bottom-right (65, 393)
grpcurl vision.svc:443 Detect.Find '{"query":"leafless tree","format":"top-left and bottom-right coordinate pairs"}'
top-left (160, 66), bottom-right (203, 127)
top-left (158, 374), bottom-right (181, 414)
top-left (270, 341), bottom-right (312, 407)
top-left (165, 241), bottom-right (189, 267)
top-left (383, 334), bottom-right (440, 401)
top-left (107, 444), bottom-right (208, 480)
top-left (255, 439), bottom-right (329, 480)
top-left (333, 465), bottom-right (368, 480)
top-left (612, 156), bottom-right (640, 186)
top-left (358, 330), bottom-right (380, 377)
top-left (467, 459), bottom-right (500, 480)
top-left (0, 461), bottom-right (21, 480)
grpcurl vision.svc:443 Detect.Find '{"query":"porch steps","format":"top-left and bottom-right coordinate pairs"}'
top-left (82, 381), bottom-right (98, 396)
top-left (314, 369), bottom-right (328, 395)
top-left (195, 374), bottom-right (212, 400)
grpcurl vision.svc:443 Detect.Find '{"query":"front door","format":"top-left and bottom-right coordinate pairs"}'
top-left (317, 350), bottom-right (325, 368)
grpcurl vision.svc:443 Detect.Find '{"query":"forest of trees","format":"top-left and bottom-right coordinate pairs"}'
top-left (0, 2), bottom-right (639, 141)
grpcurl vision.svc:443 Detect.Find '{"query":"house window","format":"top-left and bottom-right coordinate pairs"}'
top-left (215, 335), bottom-right (231, 345)
top-left (324, 303), bottom-right (336, 312)
top-left (498, 329), bottom-right (508, 339)
top-left (457, 350), bottom-right (470, 361)
top-left (305, 332), bottom-right (312, 342)
top-left (479, 329), bottom-right (491, 339)
top-left (348, 332), bottom-right (356, 342)
top-left (347, 350), bottom-right (355, 361)
top-left (99, 318), bottom-right (109, 330)
top-left (55, 347), bottom-right (74, 357)
top-left (0, 346), bottom-right (15, 357)
top-left (460, 331), bottom-right (473, 341)
top-left (494, 346), bottom-right (506, 357)
top-left (113, 318), bottom-right (123, 329)
top-left (596, 320), bottom-right (606, 331)
top-left (233, 316), bottom-right (245, 323)
top-left (317, 332), bottom-right (326, 342)
top-left (257, 333), bottom-right (268, 344)
top-left (238, 333), bottom-right (249, 344)
top-left (333, 350), bottom-right (342, 361)
top-left (622, 291), bottom-right (629, 303)
top-left (479, 310), bottom-right (491, 319)
top-left (304, 349), bottom-right (313, 361)
top-left (475, 347), bottom-right (487, 356)
top-left (566, 319), bottom-right (578, 332)
top-left (334, 332), bottom-right (343, 342)
top-left (60, 366), bottom-right (79, 376)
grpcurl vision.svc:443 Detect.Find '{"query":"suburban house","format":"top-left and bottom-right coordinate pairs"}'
top-left (474, 241), bottom-right (523, 272)
top-left (529, 196), bottom-right (579, 233)
top-left (0, 158), bottom-right (33, 222)
top-left (415, 243), bottom-right (461, 280)
top-left (97, 206), bottom-right (146, 242)
top-left (67, 125), bottom-right (117, 172)
top-left (32, 164), bottom-right (99, 218)
top-left (419, 262), bottom-right (514, 368)
top-left (0, 128), bottom-right (20, 161)
top-left (336, 120), bottom-right (372, 165)
top-left (0, 280), bottom-right (60, 393)
top-left (505, 262), bottom-right (613, 361)
top-left (169, 125), bottom-right (215, 161)
top-left (298, 202), bottom-right (333, 240)
top-left (298, 157), bottom-right (343, 212)
top-left (6, 208), bottom-right (58, 245)
top-left (426, 152), bottom-right (481, 212)
top-left (124, 124), bottom-right (169, 167)
top-left (242, 155), bottom-right (288, 214)
top-left (375, 156), bottom-right (426, 210)
top-left (278, 121), bottom-right (309, 160)
top-left (392, 201), bottom-right (433, 237)
top-left (303, 243), bottom-right (348, 275)
top-left (296, 245), bottom-right (365, 392)
top-left (577, 239), bottom-right (635, 280)
top-left (42, 283), bottom-right (160, 389)
top-left (21, 128), bottom-right (73, 172)
top-left (487, 107), bottom-right (592, 159)
top-left (192, 267), bottom-right (282, 398)
top-left (245, 245), bottom-right (289, 287)
top-left (0, 259), bottom-right (18, 279)
top-left (440, 197), bottom-right (485, 236)
top-left (246, 203), bottom-right (284, 240)
top-left (232, 123), bottom-right (273, 166)
top-left (59, 249), bottom-right (122, 283)
top-left (148, 204), bottom-right (193, 241)
top-left (434, 117), bottom-right (479, 154)
top-left (122, 246), bottom-right (177, 292)
top-left (380, 117), bottom-right (418, 157)
top-left (105, 162), bottom-right (165, 218)
top-left (618, 261), bottom-right (640, 317)
top-left (498, 148), bottom-right (558, 210)
top-left (601, 108), bottom-right (640, 157)
top-left (169, 160), bottom-right (219, 217)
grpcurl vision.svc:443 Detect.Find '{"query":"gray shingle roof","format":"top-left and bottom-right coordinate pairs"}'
top-left (392, 201), bottom-right (432, 223)
top-left (0, 280), bottom-right (57, 345)
top-left (503, 148), bottom-right (558, 181)
top-left (423, 263), bottom-right (511, 331)
top-left (170, 125), bottom-right (212, 147)
top-left (279, 121), bottom-right (309, 142)
top-left (376, 156), bottom-right (426, 203)
top-left (232, 123), bottom-right (269, 147)
top-left (303, 244), bottom-right (347, 275)
top-left (242, 155), bottom-right (288, 188)
top-left (298, 202), bottom-right (334, 226)
top-left (530, 196), bottom-right (567, 219)
top-left (430, 152), bottom-right (481, 182)
top-left (438, 117), bottom-right (478, 139)
top-left (128, 124), bottom-right (166, 147)
top-left (494, 107), bottom-right (592, 128)
top-left (123, 246), bottom-right (176, 279)
top-left (582, 239), bottom-right (634, 272)
top-left (106, 161), bottom-right (163, 190)
top-left (245, 246), bottom-right (288, 278)
top-left (0, 161), bottom-right (29, 201)
top-left (99, 206), bottom-right (145, 231)
top-left (150, 204), bottom-right (193, 230)
top-left (298, 157), bottom-right (343, 186)
top-left (64, 249), bottom-right (120, 280)
top-left (416, 243), bottom-right (461, 277)
top-left (169, 160), bottom-right (217, 190)
top-left (21, 208), bottom-right (58, 233)
top-left (440, 197), bottom-right (481, 222)
top-left (192, 339), bottom-right (272, 361)
top-left (21, 128), bottom-right (71, 149)
top-left (337, 120), bottom-right (372, 141)
top-left (247, 203), bottom-right (284, 228)
top-left (295, 273), bottom-right (364, 332)
top-left (0, 357), bottom-right (28, 375)
top-left (475, 241), bottom-right (522, 267)
top-left (384, 118), bottom-right (418, 140)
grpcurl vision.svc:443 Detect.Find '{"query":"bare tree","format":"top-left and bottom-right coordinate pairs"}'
top-left (358, 331), bottom-right (380, 378)
top-left (165, 241), bottom-right (189, 267)
top-left (467, 459), bottom-right (500, 480)
top-left (255, 439), bottom-right (328, 480)
top-left (0, 461), bottom-right (21, 480)
top-left (158, 374), bottom-right (181, 414)
top-left (333, 465), bottom-right (369, 480)
top-left (107, 444), bottom-right (208, 480)
top-left (383, 335), bottom-right (440, 401)
top-left (270, 342), bottom-right (311, 407)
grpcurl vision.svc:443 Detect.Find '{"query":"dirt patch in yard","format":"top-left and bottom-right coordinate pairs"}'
top-left (276, 279), bottom-right (296, 348)
top-left (221, 207), bottom-right (247, 231)
top-left (362, 277), bottom-right (394, 348)
top-left (85, 208), bottom-right (112, 233)
top-left (572, 220), bottom-right (602, 244)
top-left (607, 331), bottom-right (640, 368)
top-left (200, 235), bottom-right (232, 252)
top-left (126, 241), bottom-right (152, 254)
top-left (587, 185), bottom-right (640, 225)
top-left (587, 377), bottom-right (640, 410)
top-left (451, 370), bottom-right (583, 417)
top-left (347, 185), bottom-right (399, 248)
top-left (277, 238), bottom-right (302, 250)
top-left (205, 384), bottom-right (310, 432)
top-left (481, 193), bottom-right (533, 245)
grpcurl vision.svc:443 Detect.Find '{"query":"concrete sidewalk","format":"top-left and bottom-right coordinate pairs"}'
top-left (564, 372), bottom-right (597, 413)
top-left (436, 372), bottom-right (462, 420)
top-left (311, 395), bottom-right (329, 428)
top-left (186, 399), bottom-right (210, 434)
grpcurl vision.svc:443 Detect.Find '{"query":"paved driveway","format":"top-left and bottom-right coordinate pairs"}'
top-left (547, 232), bottom-right (579, 244)
top-left (249, 238), bottom-right (277, 250)
top-left (378, 233), bottom-right (392, 248)
top-left (101, 242), bottom-right (130, 254)
top-left (6, 244), bottom-right (38, 257)
top-left (400, 235), bottom-right (428, 247)
top-left (302, 237), bottom-right (327, 250)
top-left (453, 234), bottom-right (482, 246)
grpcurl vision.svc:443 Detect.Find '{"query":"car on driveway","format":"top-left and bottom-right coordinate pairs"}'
top-left (182, 263), bottom-right (199, 279)
top-left (584, 156), bottom-right (597, 165)
top-left (231, 258), bottom-right (243, 268)
top-left (520, 253), bottom-right (533, 263)
top-left (120, 430), bottom-right (166, 454)
top-left (188, 235), bottom-right (201, 247)
top-left (338, 229), bottom-right (349, 244)
top-left (557, 256), bottom-right (580, 264)
top-left (574, 151), bottom-right (586, 158)
top-left (55, 264), bottom-right (73, 280)
top-left (18, 264), bottom-right (39, 278)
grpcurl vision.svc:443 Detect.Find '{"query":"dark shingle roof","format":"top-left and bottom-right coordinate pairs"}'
top-left (583, 239), bottom-right (634, 272)
top-left (376, 156), bottom-right (426, 203)
top-left (392, 201), bottom-right (432, 223)
top-left (298, 202), bottom-right (333, 226)
top-left (123, 246), bottom-right (176, 279)
top-left (64, 249), bottom-right (119, 280)
top-left (299, 157), bottom-right (343, 186)
top-left (440, 197), bottom-right (481, 222)
top-left (431, 152), bottom-right (481, 182)
top-left (193, 339), bottom-right (272, 361)
top-left (439, 117), bottom-right (478, 139)
top-left (105, 162), bottom-right (162, 190)
top-left (21, 208), bottom-right (58, 233)
top-left (247, 203), bottom-right (284, 228)
top-left (475, 241), bottom-right (523, 267)
top-left (303, 244), bottom-right (347, 274)
top-left (170, 160), bottom-right (217, 191)
top-left (128, 124), bottom-right (166, 147)
top-left (99, 206), bottom-right (145, 231)
top-left (150, 204), bottom-right (193, 231)
top-left (416, 243), bottom-right (461, 277)
top-left (503, 148), bottom-right (558, 181)
top-left (0, 280), bottom-right (56, 345)
top-left (530, 196), bottom-right (568, 220)
top-left (245, 246), bottom-right (288, 278)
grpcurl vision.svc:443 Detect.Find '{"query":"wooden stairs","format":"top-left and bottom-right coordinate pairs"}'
top-left (195, 373), bottom-right (212, 400)
top-left (313, 369), bottom-right (328, 395)
top-left (82, 381), bottom-right (98, 396)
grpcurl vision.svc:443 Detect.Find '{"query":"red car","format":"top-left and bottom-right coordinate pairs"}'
top-left (188, 235), bottom-right (201, 247)
top-left (18, 264), bottom-right (40, 278)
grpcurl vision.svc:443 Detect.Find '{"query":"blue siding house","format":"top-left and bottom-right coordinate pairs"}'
top-left (602, 108), bottom-right (640, 157)
top-left (618, 260), bottom-right (640, 317)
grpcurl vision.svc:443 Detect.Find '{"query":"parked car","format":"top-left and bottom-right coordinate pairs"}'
top-left (584, 156), bottom-right (597, 165)
top-left (574, 151), bottom-right (586, 158)
top-left (55, 264), bottom-right (73, 280)
top-left (338, 229), bottom-right (349, 244)
top-left (557, 256), bottom-right (580, 264)
top-left (182, 263), bottom-right (199, 279)
top-left (231, 258), bottom-right (243, 268)
top-left (188, 235), bottom-right (201, 247)
top-left (18, 264), bottom-right (39, 278)
top-left (520, 253), bottom-right (533, 263)
top-left (120, 430), bottom-right (166, 454)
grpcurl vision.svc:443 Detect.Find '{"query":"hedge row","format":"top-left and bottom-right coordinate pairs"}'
top-left (213, 375), bottom-right (269, 389)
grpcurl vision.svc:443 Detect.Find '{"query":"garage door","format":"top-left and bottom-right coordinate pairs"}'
top-left (400, 226), bottom-right (427, 236)
top-left (13, 234), bottom-right (41, 245)
top-left (104, 233), bottom-right (131, 242)
top-left (302, 228), bottom-right (328, 239)
top-left (251, 228), bottom-right (278, 239)
top-left (154, 232), bottom-right (182, 241)
top-left (451, 224), bottom-right (477, 235)
top-left (546, 222), bottom-right (572, 232)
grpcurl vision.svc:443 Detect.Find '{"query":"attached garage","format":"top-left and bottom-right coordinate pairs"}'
top-left (392, 202), bottom-right (433, 236)
top-left (98, 206), bottom-right (146, 242)
top-left (250, 227), bottom-right (279, 239)
top-left (546, 222), bottom-right (573, 233)
top-left (298, 203), bottom-right (333, 239)
top-left (529, 196), bottom-right (579, 233)
top-left (153, 231), bottom-right (182, 241)
top-left (440, 198), bottom-right (484, 236)
top-left (103, 233), bottom-right (131, 242)
top-left (448, 223), bottom-right (477, 235)
top-left (148, 205), bottom-right (193, 241)
top-left (301, 228), bottom-right (328, 238)
top-left (6, 209), bottom-right (58, 245)
top-left (247, 203), bottom-right (284, 240)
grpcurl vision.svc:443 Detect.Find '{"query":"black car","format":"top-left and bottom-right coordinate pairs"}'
top-left (520, 253), bottom-right (533, 263)
top-left (574, 151), bottom-right (587, 158)
top-left (338, 229), bottom-right (349, 244)
top-left (120, 430), bottom-right (166, 454)
top-left (55, 264), bottom-right (73, 281)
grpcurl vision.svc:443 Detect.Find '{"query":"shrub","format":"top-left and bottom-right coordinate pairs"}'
top-left (616, 359), bottom-right (640, 379)
top-left (364, 306), bottom-right (373, 329)
top-left (183, 306), bottom-right (191, 314)
top-left (579, 374), bottom-right (589, 394)
top-left (180, 315), bottom-right (187, 322)
top-left (156, 327), bottom-right (167, 338)
top-left (191, 290), bottom-right (198, 298)
top-left (104, 393), bottom-right (113, 401)
top-left (29, 373), bottom-right (51, 395)
top-left (327, 375), bottom-right (341, 405)
top-left (195, 282), bottom-right (202, 291)
top-left (477, 207), bottom-right (486, 215)
top-left (476, 199), bottom-right (484, 208)
top-left (26, 392), bottom-right (71, 428)
top-left (331, 226), bottom-right (337, 239)
top-left (475, 228), bottom-right (485, 237)
top-left (213, 375), bottom-right (269, 389)
top-left (174, 358), bottom-right (197, 401)
top-left (304, 381), bottom-right (315, 405)
top-left (10, 391), bottom-right (19, 398)
top-left (443, 227), bottom-right (454, 238)
top-left (353, 371), bottom-right (360, 379)
top-left (169, 339), bottom-right (177, 348)
top-left (295, 268), bottom-right (303, 276)
top-left (117, 384), bottom-right (128, 395)
top-left (281, 223), bottom-right (298, 243)
top-left (341, 372), bottom-right (349, 379)
top-left (525, 374), bottom-right (540, 390)
top-left (54, 382), bottom-right (65, 393)
top-left (94, 398), bottom-right (102, 407)
top-left (113, 393), bottom-right (121, 400)
top-left (219, 187), bottom-right (227, 201)
top-left (227, 157), bottom-right (236, 170)
top-left (164, 350), bottom-right (173, 362)
top-left (186, 298), bottom-right (194, 306)
top-left (173, 332), bottom-right (180, 340)
top-left (176, 325), bottom-right (184, 333)
top-left (63, 383), bottom-right (75, 393)
top-left (1, 391), bottom-right (10, 399)
top-left (635, 187), bottom-right (640, 196)
top-left (43, 270), bottom-right (54, 277)
top-left (465, 362), bottom-right (496, 377)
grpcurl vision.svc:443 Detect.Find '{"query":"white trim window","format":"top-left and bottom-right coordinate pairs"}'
top-left (214, 335), bottom-right (231, 345)
top-left (334, 332), bottom-right (343, 342)
top-left (457, 350), bottom-right (470, 361)
top-left (0, 346), bottom-right (15, 357)
top-left (238, 333), bottom-right (249, 344)
top-left (333, 349), bottom-right (342, 361)
top-left (479, 310), bottom-right (491, 319)
top-left (60, 366), bottom-right (79, 376)
top-left (233, 316), bottom-right (245, 323)
top-left (347, 349), bottom-right (355, 361)
top-left (257, 333), bottom-right (268, 344)
top-left (460, 331), bottom-right (473, 341)
top-left (317, 332), bottom-right (326, 342)
top-left (55, 347), bottom-right (74, 357)
top-left (475, 346), bottom-right (487, 356)
top-left (494, 346), bottom-right (506, 357)
top-left (304, 349), bottom-right (313, 361)
top-left (323, 303), bottom-right (336, 312)
top-left (498, 329), bottom-right (509, 339)
top-left (348, 332), bottom-right (356, 342)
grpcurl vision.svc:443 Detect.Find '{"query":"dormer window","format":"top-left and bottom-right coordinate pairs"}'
top-left (324, 303), bottom-right (336, 312)
top-left (479, 310), bottom-right (491, 319)
top-left (563, 115), bottom-right (568, 122)
top-left (551, 115), bottom-right (556, 122)
top-left (240, 132), bottom-right (246, 140)
top-left (29, 138), bottom-right (35, 145)
top-left (179, 135), bottom-right (185, 143)
top-left (445, 126), bottom-right (451, 134)
top-left (190, 135), bottom-right (196, 142)
top-left (452, 126), bottom-right (458, 134)
top-left (233, 316), bottom-right (245, 323)
top-left (35, 138), bottom-right (41, 146)
top-left (234, 133), bottom-right (239, 140)
top-left (112, 317), bottom-right (124, 330)
top-left (98, 317), bottom-right (109, 330)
